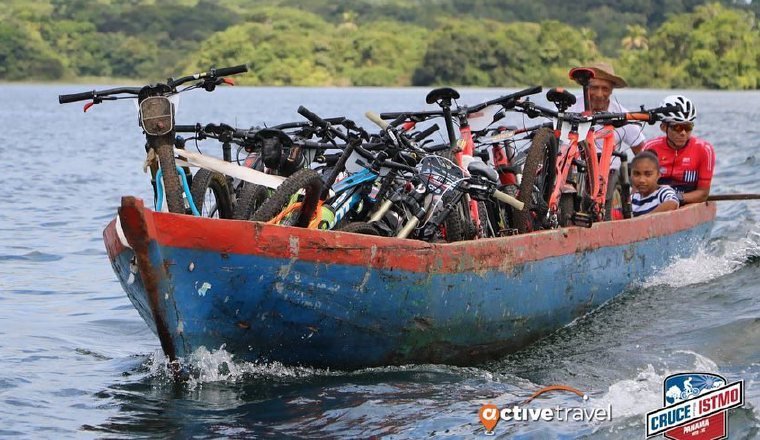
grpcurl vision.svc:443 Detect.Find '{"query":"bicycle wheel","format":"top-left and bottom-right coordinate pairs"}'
top-left (155, 141), bottom-right (185, 214)
top-left (477, 200), bottom-right (494, 238)
top-left (604, 170), bottom-right (629, 220)
top-left (251, 168), bottom-right (323, 227)
top-left (558, 193), bottom-right (576, 227)
top-left (443, 200), bottom-right (469, 242)
top-left (190, 169), bottom-right (233, 219)
top-left (339, 222), bottom-right (380, 236)
top-left (514, 128), bottom-right (556, 233)
top-left (233, 182), bottom-right (269, 220)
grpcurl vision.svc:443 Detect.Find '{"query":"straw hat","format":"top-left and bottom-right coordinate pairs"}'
top-left (573, 61), bottom-right (628, 88)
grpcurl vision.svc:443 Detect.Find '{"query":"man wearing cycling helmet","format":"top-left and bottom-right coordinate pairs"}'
top-left (642, 95), bottom-right (715, 204)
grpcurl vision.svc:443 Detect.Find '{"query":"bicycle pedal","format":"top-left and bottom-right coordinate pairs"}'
top-left (571, 212), bottom-right (593, 228)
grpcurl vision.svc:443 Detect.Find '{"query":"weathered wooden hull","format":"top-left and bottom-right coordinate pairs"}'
top-left (105, 196), bottom-right (715, 369)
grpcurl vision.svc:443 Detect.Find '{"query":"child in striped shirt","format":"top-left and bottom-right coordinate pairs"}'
top-left (631, 151), bottom-right (680, 217)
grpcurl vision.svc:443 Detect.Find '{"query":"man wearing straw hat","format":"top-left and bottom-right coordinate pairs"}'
top-left (568, 61), bottom-right (646, 159)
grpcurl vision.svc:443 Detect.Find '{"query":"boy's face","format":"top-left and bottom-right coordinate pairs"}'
top-left (632, 158), bottom-right (660, 196)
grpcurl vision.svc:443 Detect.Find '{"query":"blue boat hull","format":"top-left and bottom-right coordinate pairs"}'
top-left (105, 197), bottom-right (715, 369)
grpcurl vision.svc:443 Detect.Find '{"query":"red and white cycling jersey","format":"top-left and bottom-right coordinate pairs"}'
top-left (642, 136), bottom-right (715, 193)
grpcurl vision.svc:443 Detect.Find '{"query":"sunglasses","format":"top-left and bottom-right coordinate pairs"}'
top-left (668, 123), bottom-right (694, 133)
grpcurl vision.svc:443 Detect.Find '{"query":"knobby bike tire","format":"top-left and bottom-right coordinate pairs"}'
top-left (251, 168), bottom-right (323, 227)
top-left (443, 200), bottom-right (469, 242)
top-left (559, 193), bottom-right (575, 227)
top-left (233, 182), bottom-right (269, 220)
top-left (603, 169), bottom-right (631, 220)
top-left (515, 128), bottom-right (555, 234)
top-left (477, 200), bottom-right (493, 238)
top-left (581, 141), bottom-right (598, 214)
top-left (155, 140), bottom-right (185, 214)
top-left (339, 221), bottom-right (380, 236)
top-left (190, 169), bottom-right (234, 219)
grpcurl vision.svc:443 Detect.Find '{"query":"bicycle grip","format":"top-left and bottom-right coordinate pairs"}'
top-left (58, 90), bottom-right (95, 104)
top-left (516, 85), bottom-right (542, 98)
top-left (365, 111), bottom-right (389, 129)
top-left (298, 105), bottom-right (328, 127)
top-left (492, 190), bottom-right (525, 211)
top-left (649, 105), bottom-right (680, 115)
top-left (213, 64), bottom-right (249, 77)
top-left (379, 112), bottom-right (405, 120)
top-left (175, 124), bottom-right (200, 133)
top-left (413, 124), bottom-right (440, 141)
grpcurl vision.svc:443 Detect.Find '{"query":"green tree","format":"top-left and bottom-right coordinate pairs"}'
top-left (620, 2), bottom-right (760, 89)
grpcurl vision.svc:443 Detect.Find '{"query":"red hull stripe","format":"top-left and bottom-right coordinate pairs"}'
top-left (109, 197), bottom-right (715, 274)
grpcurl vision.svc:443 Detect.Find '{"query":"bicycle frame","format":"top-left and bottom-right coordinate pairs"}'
top-left (548, 120), bottom-right (618, 220)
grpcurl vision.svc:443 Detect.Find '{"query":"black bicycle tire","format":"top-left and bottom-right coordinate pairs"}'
top-left (604, 170), bottom-right (625, 221)
top-left (190, 169), bottom-right (234, 219)
top-left (338, 221), bottom-right (380, 236)
top-left (443, 200), bottom-right (468, 242)
top-left (233, 182), bottom-right (269, 220)
top-left (477, 200), bottom-right (492, 238)
top-left (559, 193), bottom-right (575, 227)
top-left (514, 128), bottom-right (554, 233)
top-left (250, 168), bottom-right (323, 227)
top-left (155, 141), bottom-right (185, 214)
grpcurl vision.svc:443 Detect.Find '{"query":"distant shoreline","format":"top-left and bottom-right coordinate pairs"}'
top-left (7, 80), bottom-right (759, 93)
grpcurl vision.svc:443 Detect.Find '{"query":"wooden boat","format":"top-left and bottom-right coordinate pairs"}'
top-left (104, 196), bottom-right (716, 369)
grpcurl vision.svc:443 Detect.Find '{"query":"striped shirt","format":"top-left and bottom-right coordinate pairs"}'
top-left (632, 186), bottom-right (680, 217)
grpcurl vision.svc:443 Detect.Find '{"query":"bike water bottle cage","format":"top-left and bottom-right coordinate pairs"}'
top-left (546, 88), bottom-right (577, 112)
top-left (425, 87), bottom-right (460, 106)
top-left (569, 67), bottom-right (595, 86)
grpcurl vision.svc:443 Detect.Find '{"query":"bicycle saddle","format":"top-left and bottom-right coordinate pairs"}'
top-left (467, 158), bottom-right (499, 183)
top-left (568, 67), bottom-right (595, 86)
top-left (546, 87), bottom-right (576, 110)
top-left (426, 87), bottom-right (460, 105)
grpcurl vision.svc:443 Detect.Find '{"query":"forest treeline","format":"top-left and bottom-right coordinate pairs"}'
top-left (2, 0), bottom-right (759, 89)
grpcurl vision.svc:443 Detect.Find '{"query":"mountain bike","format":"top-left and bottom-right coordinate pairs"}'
top-left (514, 87), bottom-right (680, 231)
top-left (379, 86), bottom-right (542, 239)
top-left (58, 65), bottom-right (248, 214)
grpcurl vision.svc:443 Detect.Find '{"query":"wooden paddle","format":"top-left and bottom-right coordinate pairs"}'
top-left (707, 194), bottom-right (760, 201)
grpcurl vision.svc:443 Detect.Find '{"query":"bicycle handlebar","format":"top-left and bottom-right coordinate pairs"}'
top-left (58, 64), bottom-right (248, 104)
top-left (413, 124), bottom-right (440, 141)
top-left (516, 101), bottom-right (683, 126)
top-left (58, 86), bottom-right (142, 104)
top-left (379, 109), bottom-right (443, 122)
top-left (492, 189), bottom-right (525, 211)
top-left (379, 86), bottom-right (542, 123)
top-left (210, 64), bottom-right (249, 78)
top-left (175, 124), bottom-right (201, 133)
top-left (467, 85), bottom-right (543, 114)
top-left (352, 142), bottom-right (418, 174)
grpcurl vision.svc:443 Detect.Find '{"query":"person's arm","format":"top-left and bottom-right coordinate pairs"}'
top-left (631, 142), bottom-right (644, 155)
top-left (651, 199), bottom-right (679, 213)
top-left (621, 125), bottom-right (646, 155)
top-left (683, 140), bottom-right (715, 204)
top-left (682, 188), bottom-right (710, 204)
top-left (653, 186), bottom-right (680, 213)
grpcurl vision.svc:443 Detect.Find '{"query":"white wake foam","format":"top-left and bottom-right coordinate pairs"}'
top-left (595, 351), bottom-right (720, 419)
top-left (642, 231), bottom-right (760, 288)
top-left (144, 346), bottom-right (322, 388)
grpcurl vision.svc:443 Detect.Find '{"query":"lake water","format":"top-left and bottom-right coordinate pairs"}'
top-left (1, 84), bottom-right (759, 438)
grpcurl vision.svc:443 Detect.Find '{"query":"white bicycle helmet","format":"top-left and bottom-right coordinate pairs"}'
top-left (659, 95), bottom-right (696, 123)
